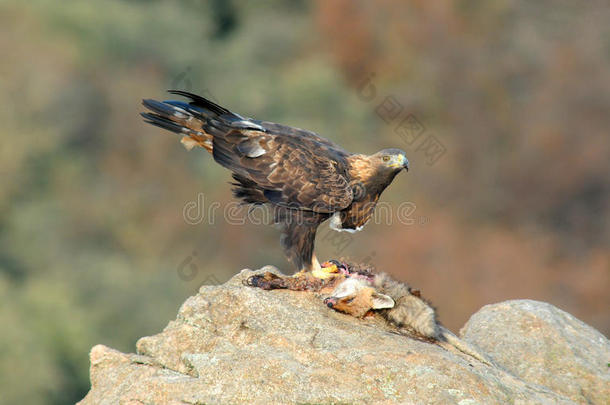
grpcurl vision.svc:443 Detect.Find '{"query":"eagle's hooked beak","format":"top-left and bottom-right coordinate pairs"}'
top-left (402, 155), bottom-right (409, 171)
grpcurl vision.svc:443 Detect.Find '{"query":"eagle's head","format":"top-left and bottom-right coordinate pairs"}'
top-left (373, 148), bottom-right (409, 172)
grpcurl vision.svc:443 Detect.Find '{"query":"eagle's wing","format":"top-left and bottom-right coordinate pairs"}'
top-left (166, 91), bottom-right (354, 213)
top-left (218, 129), bottom-right (354, 212)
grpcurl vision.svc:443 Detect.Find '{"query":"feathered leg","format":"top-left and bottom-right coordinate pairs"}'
top-left (275, 208), bottom-right (326, 273)
top-left (280, 221), bottom-right (318, 272)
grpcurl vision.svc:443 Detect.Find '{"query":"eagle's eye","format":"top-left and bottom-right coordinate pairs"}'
top-left (382, 156), bottom-right (391, 162)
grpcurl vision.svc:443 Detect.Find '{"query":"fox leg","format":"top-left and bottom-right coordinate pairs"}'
top-left (245, 272), bottom-right (289, 290)
top-left (246, 271), bottom-right (339, 292)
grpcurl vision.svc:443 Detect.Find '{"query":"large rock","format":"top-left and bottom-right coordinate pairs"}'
top-left (78, 267), bottom-right (609, 404)
top-left (461, 300), bottom-right (610, 404)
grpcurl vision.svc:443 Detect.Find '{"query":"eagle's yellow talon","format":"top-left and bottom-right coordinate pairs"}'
top-left (312, 263), bottom-right (339, 279)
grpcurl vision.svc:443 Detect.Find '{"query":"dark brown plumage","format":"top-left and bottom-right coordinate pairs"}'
top-left (141, 90), bottom-right (409, 272)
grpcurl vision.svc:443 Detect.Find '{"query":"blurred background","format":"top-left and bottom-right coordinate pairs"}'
top-left (1, 0), bottom-right (609, 403)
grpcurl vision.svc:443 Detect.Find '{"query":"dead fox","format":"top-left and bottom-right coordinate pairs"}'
top-left (247, 262), bottom-right (494, 366)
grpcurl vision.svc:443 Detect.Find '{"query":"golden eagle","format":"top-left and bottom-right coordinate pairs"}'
top-left (141, 91), bottom-right (409, 273)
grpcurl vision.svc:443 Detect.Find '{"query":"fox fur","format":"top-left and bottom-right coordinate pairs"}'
top-left (247, 263), bottom-right (494, 366)
top-left (324, 273), bottom-right (439, 338)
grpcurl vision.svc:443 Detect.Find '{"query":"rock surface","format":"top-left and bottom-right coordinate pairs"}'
top-left (461, 300), bottom-right (610, 404)
top-left (78, 267), bottom-right (610, 404)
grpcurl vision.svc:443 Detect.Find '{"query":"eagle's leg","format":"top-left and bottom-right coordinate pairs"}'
top-left (311, 254), bottom-right (322, 273)
top-left (294, 254), bottom-right (322, 278)
top-left (279, 219), bottom-right (319, 274)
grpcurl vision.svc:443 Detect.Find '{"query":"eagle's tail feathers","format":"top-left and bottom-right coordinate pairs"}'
top-left (142, 98), bottom-right (190, 120)
top-left (142, 92), bottom-right (267, 154)
top-left (141, 99), bottom-right (214, 152)
top-left (140, 112), bottom-right (187, 134)
top-left (166, 90), bottom-right (266, 131)
top-left (168, 90), bottom-right (231, 116)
